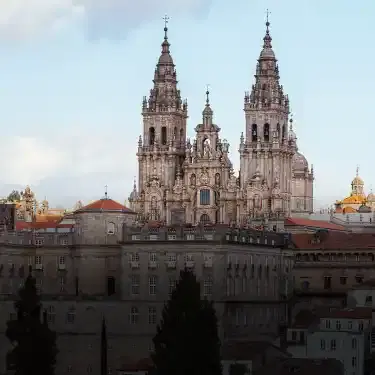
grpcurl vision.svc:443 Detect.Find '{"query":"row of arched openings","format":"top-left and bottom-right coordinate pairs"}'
top-left (149, 126), bottom-right (184, 146)
top-left (251, 123), bottom-right (286, 142)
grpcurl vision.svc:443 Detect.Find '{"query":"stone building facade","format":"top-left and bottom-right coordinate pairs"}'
top-left (129, 19), bottom-right (314, 226)
top-left (0, 224), bottom-right (294, 375)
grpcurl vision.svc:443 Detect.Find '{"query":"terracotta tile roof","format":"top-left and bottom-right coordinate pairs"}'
top-left (255, 358), bottom-right (343, 375)
top-left (285, 217), bottom-right (346, 231)
top-left (320, 307), bottom-right (372, 320)
top-left (292, 231), bottom-right (375, 250)
top-left (15, 221), bottom-right (74, 231)
top-left (75, 198), bottom-right (135, 214)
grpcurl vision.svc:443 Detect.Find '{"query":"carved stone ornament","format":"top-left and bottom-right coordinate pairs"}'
top-left (199, 168), bottom-right (209, 185)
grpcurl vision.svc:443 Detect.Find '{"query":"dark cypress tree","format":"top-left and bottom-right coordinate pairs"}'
top-left (152, 268), bottom-right (222, 375)
top-left (100, 317), bottom-right (108, 375)
top-left (6, 275), bottom-right (58, 375)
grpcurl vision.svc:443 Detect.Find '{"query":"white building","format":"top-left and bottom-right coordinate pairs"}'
top-left (287, 308), bottom-right (372, 375)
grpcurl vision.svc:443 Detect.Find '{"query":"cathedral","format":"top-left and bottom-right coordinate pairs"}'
top-left (129, 17), bottom-right (314, 226)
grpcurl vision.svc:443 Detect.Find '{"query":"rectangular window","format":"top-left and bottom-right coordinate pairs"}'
top-left (169, 278), bottom-right (177, 296)
top-left (203, 277), bottom-right (213, 297)
top-left (35, 256), bottom-right (42, 264)
top-left (149, 276), bottom-right (157, 295)
top-left (130, 275), bottom-right (140, 295)
top-left (148, 307), bottom-right (157, 324)
top-left (149, 253), bottom-right (157, 262)
top-left (336, 320), bottom-right (341, 330)
top-left (320, 339), bottom-right (325, 350)
top-left (58, 256), bottom-right (65, 265)
top-left (130, 253), bottom-right (139, 262)
top-left (330, 339), bottom-right (336, 350)
top-left (352, 357), bottom-right (357, 368)
top-left (200, 189), bottom-right (211, 205)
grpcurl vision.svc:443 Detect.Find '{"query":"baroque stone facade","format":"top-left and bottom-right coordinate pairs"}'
top-left (129, 19), bottom-right (314, 226)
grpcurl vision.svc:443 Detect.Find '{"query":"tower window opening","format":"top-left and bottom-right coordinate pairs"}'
top-left (252, 124), bottom-right (257, 142)
top-left (200, 189), bottom-right (211, 206)
top-left (282, 125), bottom-right (286, 141)
top-left (276, 123), bottom-right (280, 137)
top-left (264, 123), bottom-right (270, 142)
top-left (161, 127), bottom-right (167, 145)
top-left (180, 128), bottom-right (184, 144)
top-left (149, 127), bottom-right (155, 145)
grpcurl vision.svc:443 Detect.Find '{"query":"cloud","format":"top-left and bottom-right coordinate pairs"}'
top-left (0, 0), bottom-right (212, 40)
top-left (0, 131), bottom-right (138, 206)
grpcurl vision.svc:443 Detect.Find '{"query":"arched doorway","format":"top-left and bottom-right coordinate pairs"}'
top-left (200, 214), bottom-right (211, 225)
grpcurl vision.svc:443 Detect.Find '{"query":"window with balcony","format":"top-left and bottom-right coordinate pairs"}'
top-left (129, 306), bottom-right (139, 324)
top-left (130, 275), bottom-right (140, 295)
top-left (149, 276), bottom-right (157, 295)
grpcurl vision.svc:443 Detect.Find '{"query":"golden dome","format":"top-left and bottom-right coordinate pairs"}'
top-left (340, 194), bottom-right (366, 205)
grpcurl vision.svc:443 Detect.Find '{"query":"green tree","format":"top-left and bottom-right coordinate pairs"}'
top-left (152, 269), bottom-right (222, 375)
top-left (7, 190), bottom-right (21, 202)
top-left (6, 275), bottom-right (58, 375)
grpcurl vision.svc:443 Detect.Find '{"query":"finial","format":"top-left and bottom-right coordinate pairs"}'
top-left (265, 9), bottom-right (271, 31)
top-left (104, 185), bottom-right (108, 199)
top-left (356, 165), bottom-right (359, 177)
top-left (133, 176), bottom-right (136, 190)
top-left (163, 15), bottom-right (169, 39)
top-left (205, 84), bottom-right (210, 105)
top-left (289, 113), bottom-right (294, 130)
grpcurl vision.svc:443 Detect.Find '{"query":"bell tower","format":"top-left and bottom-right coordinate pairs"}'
top-left (132, 17), bottom-right (188, 222)
top-left (240, 12), bottom-right (294, 216)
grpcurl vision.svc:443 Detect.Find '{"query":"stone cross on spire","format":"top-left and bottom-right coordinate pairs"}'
top-left (163, 15), bottom-right (169, 38)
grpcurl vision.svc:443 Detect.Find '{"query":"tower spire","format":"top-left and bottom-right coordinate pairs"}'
top-left (161, 15), bottom-right (170, 54)
top-left (263, 9), bottom-right (272, 50)
top-left (205, 84), bottom-right (210, 106)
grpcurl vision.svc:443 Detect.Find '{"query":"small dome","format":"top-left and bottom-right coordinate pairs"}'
top-left (352, 176), bottom-right (364, 186)
top-left (368, 192), bottom-right (375, 202)
top-left (203, 105), bottom-right (213, 116)
top-left (259, 47), bottom-right (275, 59)
top-left (292, 152), bottom-right (308, 171)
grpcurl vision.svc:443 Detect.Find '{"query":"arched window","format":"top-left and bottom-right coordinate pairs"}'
top-left (200, 189), bottom-right (210, 206)
top-left (282, 124), bottom-right (286, 140)
top-left (149, 127), bottom-right (155, 145)
top-left (200, 214), bottom-right (211, 225)
top-left (107, 222), bottom-right (115, 235)
top-left (161, 126), bottom-right (167, 145)
top-left (251, 124), bottom-right (257, 142)
top-left (276, 123), bottom-right (280, 137)
top-left (173, 127), bottom-right (177, 140)
top-left (264, 123), bottom-right (270, 142)
top-left (180, 128), bottom-right (184, 143)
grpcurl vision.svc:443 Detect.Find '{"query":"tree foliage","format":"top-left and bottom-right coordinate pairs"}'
top-left (7, 190), bottom-right (21, 202)
top-left (152, 268), bottom-right (222, 375)
top-left (6, 275), bottom-right (58, 375)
